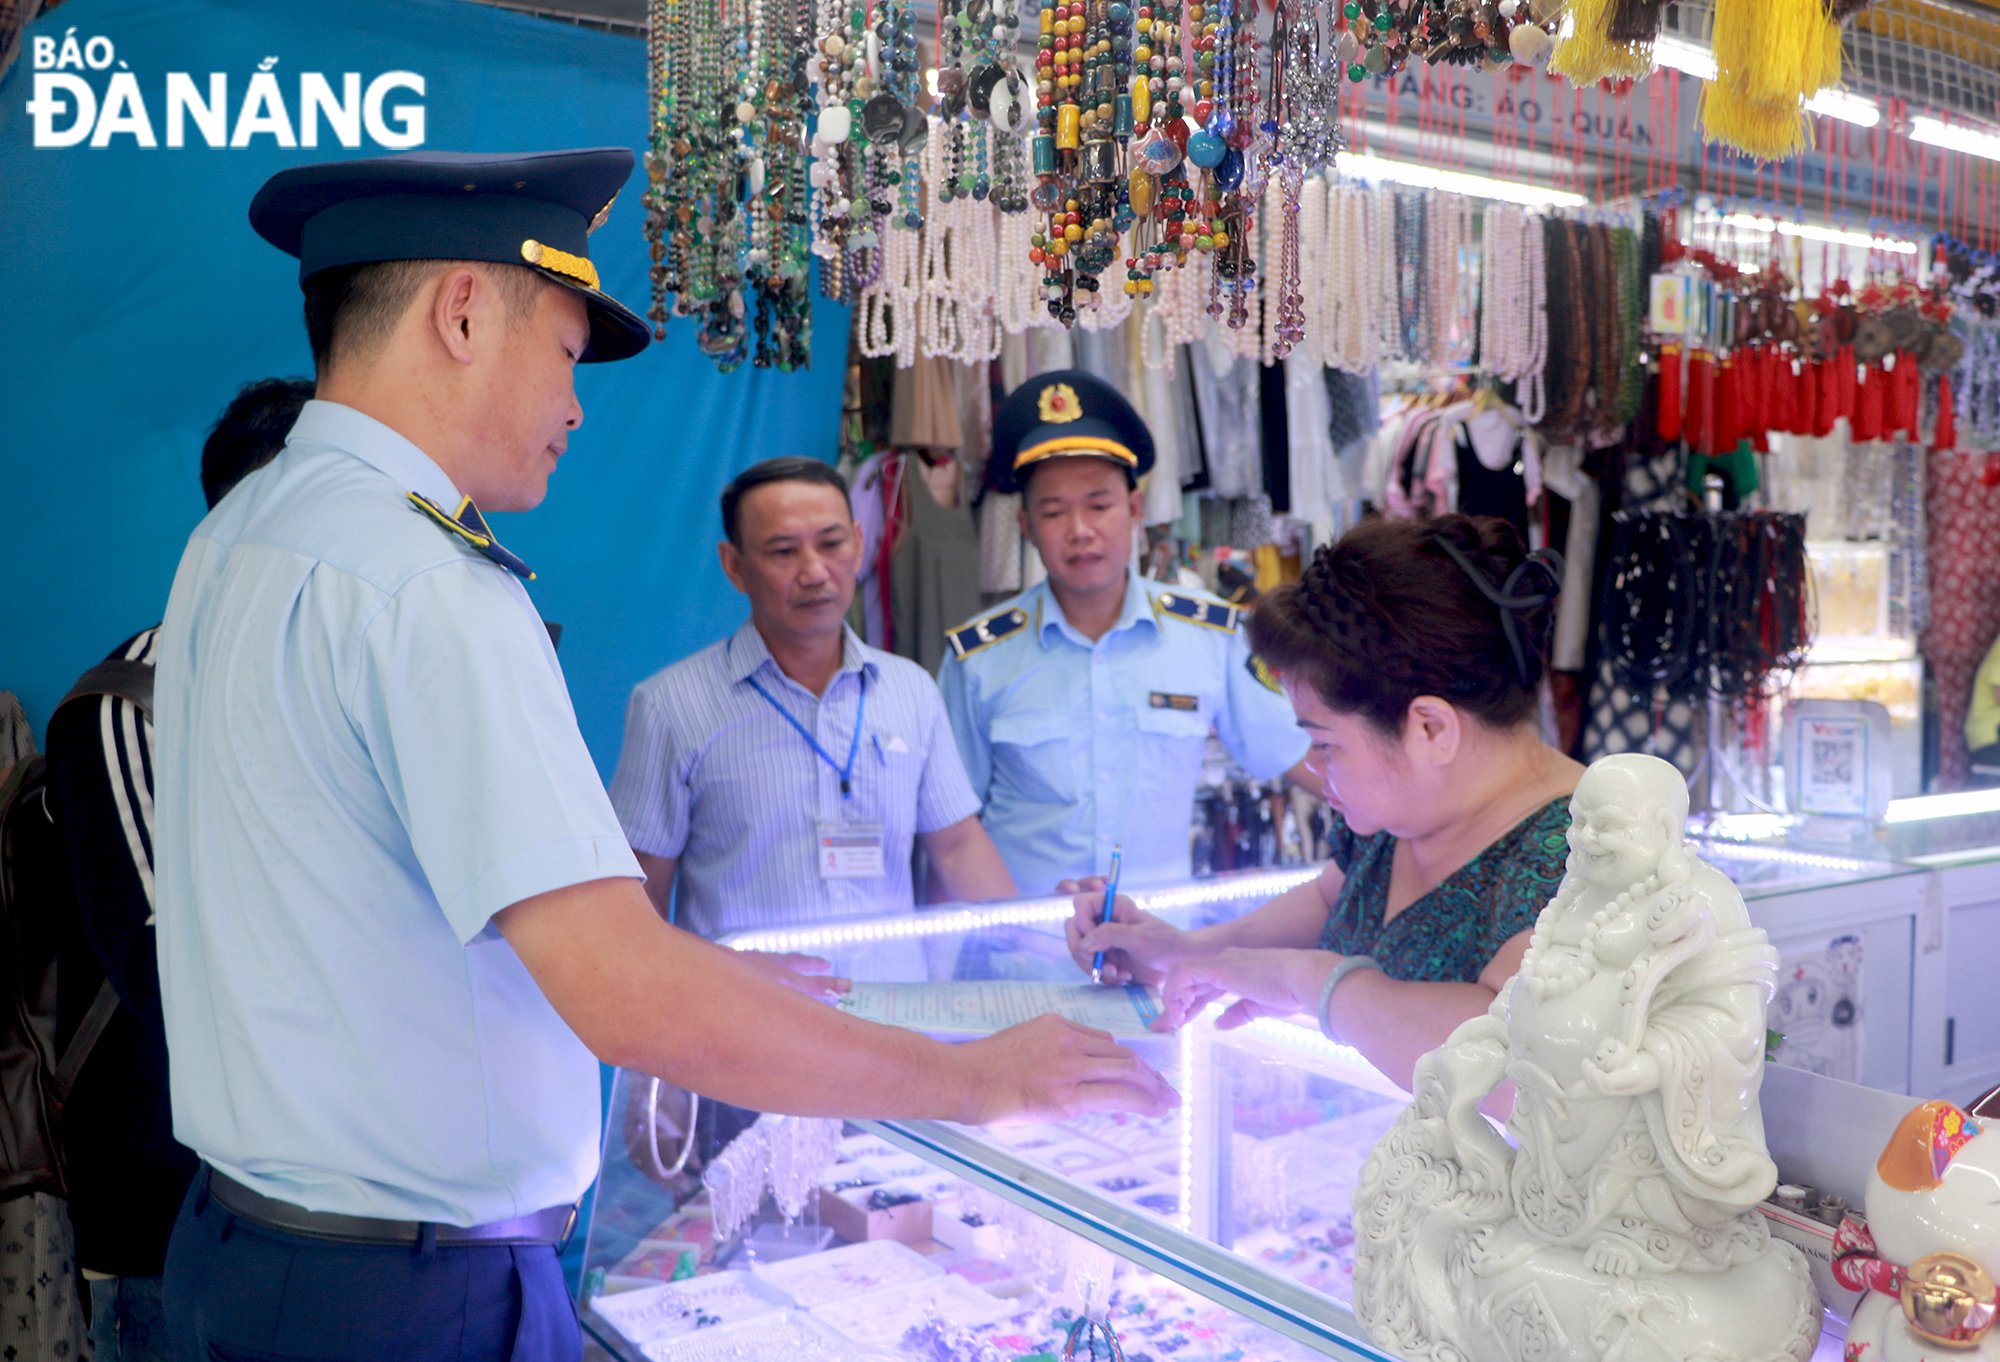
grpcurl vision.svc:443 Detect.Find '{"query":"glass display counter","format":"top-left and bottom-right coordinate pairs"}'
top-left (582, 859), bottom-right (1888, 1362)
top-left (1702, 796), bottom-right (2000, 1103)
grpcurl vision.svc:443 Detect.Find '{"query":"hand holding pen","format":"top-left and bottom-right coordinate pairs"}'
top-left (1064, 855), bottom-right (1198, 990)
top-left (1090, 844), bottom-right (1123, 985)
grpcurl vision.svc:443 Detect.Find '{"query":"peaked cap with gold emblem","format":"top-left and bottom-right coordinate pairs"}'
top-left (989, 369), bottom-right (1155, 494)
top-left (249, 148), bottom-right (650, 362)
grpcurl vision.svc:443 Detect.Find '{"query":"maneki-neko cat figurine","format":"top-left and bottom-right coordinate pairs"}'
top-left (1835, 1100), bottom-right (2000, 1360)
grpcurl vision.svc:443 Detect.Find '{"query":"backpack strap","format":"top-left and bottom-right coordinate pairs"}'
top-left (51, 981), bottom-right (120, 1105)
top-left (57, 658), bottom-right (154, 721)
top-left (41, 654), bottom-right (156, 1099)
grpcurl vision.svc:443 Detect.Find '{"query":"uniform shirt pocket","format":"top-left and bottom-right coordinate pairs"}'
top-left (1133, 701), bottom-right (1213, 793)
top-left (1134, 702), bottom-right (1211, 740)
top-left (989, 711), bottom-right (1077, 803)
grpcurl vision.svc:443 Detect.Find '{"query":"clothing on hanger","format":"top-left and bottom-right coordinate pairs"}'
top-left (890, 353), bottom-right (964, 450)
top-left (1190, 332), bottom-right (1261, 498)
top-left (890, 452), bottom-right (983, 674)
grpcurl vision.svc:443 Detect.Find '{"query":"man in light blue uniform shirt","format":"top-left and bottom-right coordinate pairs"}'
top-left (153, 151), bottom-right (1172, 1362)
top-left (611, 457), bottom-right (1014, 944)
top-left (938, 371), bottom-right (1310, 896)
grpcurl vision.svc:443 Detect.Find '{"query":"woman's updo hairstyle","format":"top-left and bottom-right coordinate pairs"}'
top-left (1246, 514), bottom-right (1563, 737)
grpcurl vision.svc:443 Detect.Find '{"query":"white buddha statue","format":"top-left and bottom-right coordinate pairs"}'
top-left (1352, 753), bottom-right (1820, 1362)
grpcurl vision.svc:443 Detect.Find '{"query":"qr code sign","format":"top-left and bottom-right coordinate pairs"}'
top-left (1811, 736), bottom-right (1855, 787)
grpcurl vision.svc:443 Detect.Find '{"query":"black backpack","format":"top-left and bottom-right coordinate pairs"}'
top-left (0, 658), bottom-right (154, 1202)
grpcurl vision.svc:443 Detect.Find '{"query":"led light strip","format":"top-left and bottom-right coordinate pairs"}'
top-left (1885, 788), bottom-right (2000, 824)
top-left (1709, 211), bottom-right (1918, 256)
top-left (1806, 89), bottom-right (1882, 128)
top-left (1337, 151), bottom-right (1588, 210)
top-left (722, 867), bottom-right (1323, 953)
top-left (1652, 35), bottom-right (1717, 82)
top-left (1178, 1027), bottom-right (1197, 1234)
top-left (1692, 838), bottom-right (1888, 875)
top-left (1698, 813), bottom-right (1796, 844)
top-left (1909, 115), bottom-right (2000, 165)
top-left (1235, 1016), bottom-right (1373, 1074)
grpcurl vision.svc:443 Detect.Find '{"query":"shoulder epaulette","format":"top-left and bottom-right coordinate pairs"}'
top-left (1154, 591), bottom-right (1241, 633)
top-left (945, 605), bottom-right (1031, 660)
top-left (408, 492), bottom-right (536, 581)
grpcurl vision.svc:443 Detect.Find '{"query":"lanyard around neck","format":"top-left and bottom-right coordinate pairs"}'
top-left (745, 669), bottom-right (867, 798)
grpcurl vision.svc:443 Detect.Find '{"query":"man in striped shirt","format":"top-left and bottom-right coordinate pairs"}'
top-left (611, 458), bottom-right (1017, 949)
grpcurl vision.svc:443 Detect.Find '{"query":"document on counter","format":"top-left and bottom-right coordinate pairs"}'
top-left (834, 980), bottom-right (1163, 1039)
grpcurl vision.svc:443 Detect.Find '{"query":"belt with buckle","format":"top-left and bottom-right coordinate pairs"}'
top-left (202, 1167), bottom-right (578, 1250)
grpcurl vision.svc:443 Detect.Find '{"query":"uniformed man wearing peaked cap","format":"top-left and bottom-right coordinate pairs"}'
top-left (153, 154), bottom-right (1173, 1362)
top-left (936, 369), bottom-right (1312, 897)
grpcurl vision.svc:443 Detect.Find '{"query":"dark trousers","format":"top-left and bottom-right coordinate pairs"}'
top-left (163, 1176), bottom-right (582, 1362)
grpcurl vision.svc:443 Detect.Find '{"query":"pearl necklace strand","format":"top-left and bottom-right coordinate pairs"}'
top-left (1326, 181), bottom-right (1378, 373)
top-left (919, 125), bottom-right (965, 362)
top-left (1426, 191), bottom-right (1471, 367)
top-left (1480, 204), bottom-right (1525, 380)
top-left (857, 218), bottom-right (922, 365)
top-left (1373, 186), bottom-right (1402, 363)
top-left (1139, 287), bottom-right (1178, 373)
top-left (1000, 210), bottom-right (1043, 334)
top-left (1475, 204), bottom-right (1548, 420)
top-left (952, 192), bottom-right (1005, 363)
top-left (1295, 172), bottom-right (1328, 366)
top-left (1519, 214), bottom-right (1548, 421)
top-left (1152, 248), bottom-right (1210, 357)
top-left (1321, 177), bottom-right (1349, 371)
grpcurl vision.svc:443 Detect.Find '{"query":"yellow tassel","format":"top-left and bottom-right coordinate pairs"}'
top-left (1712, 0), bottom-right (1834, 107)
top-left (1550, 0), bottom-right (1656, 85)
top-left (1699, 80), bottom-right (1813, 161)
top-left (1819, 21), bottom-right (1845, 92)
top-left (1701, 0), bottom-right (1834, 160)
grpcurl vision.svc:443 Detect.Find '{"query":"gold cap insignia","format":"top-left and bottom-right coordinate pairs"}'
top-left (1039, 383), bottom-right (1083, 424)
top-left (588, 191), bottom-right (619, 235)
top-left (521, 239), bottom-right (601, 291)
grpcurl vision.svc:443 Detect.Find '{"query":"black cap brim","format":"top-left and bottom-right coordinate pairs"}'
top-left (556, 276), bottom-right (651, 363)
top-left (249, 147), bottom-right (651, 363)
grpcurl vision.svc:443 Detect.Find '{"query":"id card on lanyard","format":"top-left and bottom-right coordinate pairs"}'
top-left (816, 821), bottom-right (886, 878)
top-left (746, 669), bottom-right (884, 880)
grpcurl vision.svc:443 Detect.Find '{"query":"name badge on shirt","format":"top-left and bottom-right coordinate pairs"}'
top-left (817, 820), bottom-right (887, 879)
top-left (1150, 692), bottom-right (1200, 712)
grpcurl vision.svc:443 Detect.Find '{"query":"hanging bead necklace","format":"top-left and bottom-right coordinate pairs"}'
top-left (643, 0), bottom-right (675, 339)
top-left (937, 0), bottom-right (973, 206)
top-left (868, 0), bottom-right (925, 232)
top-left (695, 0), bottom-right (751, 367)
top-left (1029, 0), bottom-right (1081, 323)
top-left (810, 0), bottom-right (858, 272)
top-left (840, 0), bottom-right (893, 300)
top-left (1124, 0), bottom-right (1194, 296)
top-left (749, 0), bottom-right (814, 368)
top-left (971, 0), bottom-right (1030, 213)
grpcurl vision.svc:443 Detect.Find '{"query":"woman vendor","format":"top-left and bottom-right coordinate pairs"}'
top-left (1065, 512), bottom-right (1581, 1096)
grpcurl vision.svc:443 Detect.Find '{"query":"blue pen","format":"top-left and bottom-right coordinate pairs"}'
top-left (1090, 844), bottom-right (1123, 986)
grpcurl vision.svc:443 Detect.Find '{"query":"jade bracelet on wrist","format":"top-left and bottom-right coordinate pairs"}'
top-left (1317, 954), bottom-right (1382, 1043)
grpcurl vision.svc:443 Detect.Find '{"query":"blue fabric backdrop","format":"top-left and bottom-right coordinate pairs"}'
top-left (0, 0), bottom-right (851, 778)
